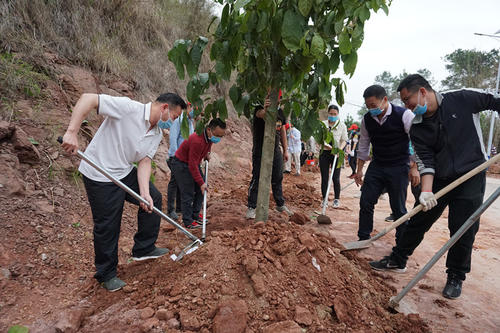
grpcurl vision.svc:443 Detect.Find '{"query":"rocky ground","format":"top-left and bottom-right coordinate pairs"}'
top-left (1, 59), bottom-right (499, 332)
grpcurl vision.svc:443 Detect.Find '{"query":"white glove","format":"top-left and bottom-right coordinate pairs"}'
top-left (419, 191), bottom-right (437, 211)
top-left (349, 151), bottom-right (355, 157)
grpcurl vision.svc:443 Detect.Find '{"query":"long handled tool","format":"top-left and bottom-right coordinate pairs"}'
top-left (57, 137), bottom-right (202, 260)
top-left (201, 161), bottom-right (208, 241)
top-left (317, 154), bottom-right (338, 224)
top-left (342, 153), bottom-right (500, 251)
top-left (341, 180), bottom-right (356, 191)
top-left (389, 186), bottom-right (500, 314)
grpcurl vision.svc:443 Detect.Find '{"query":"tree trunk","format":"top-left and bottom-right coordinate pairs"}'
top-left (255, 88), bottom-right (279, 222)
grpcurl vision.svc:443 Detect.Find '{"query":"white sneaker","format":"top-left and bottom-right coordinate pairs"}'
top-left (276, 205), bottom-right (293, 216)
top-left (246, 208), bottom-right (256, 219)
top-left (333, 199), bottom-right (340, 208)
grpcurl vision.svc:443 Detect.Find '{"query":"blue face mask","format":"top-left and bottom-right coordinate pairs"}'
top-left (368, 108), bottom-right (382, 116)
top-left (210, 136), bottom-right (221, 144)
top-left (368, 100), bottom-right (384, 116)
top-left (158, 118), bottom-right (173, 130)
top-left (328, 116), bottom-right (338, 122)
top-left (189, 110), bottom-right (195, 118)
top-left (413, 92), bottom-right (427, 115)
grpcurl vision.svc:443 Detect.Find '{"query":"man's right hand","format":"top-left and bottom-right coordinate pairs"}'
top-left (419, 191), bottom-right (437, 211)
top-left (62, 131), bottom-right (79, 155)
top-left (349, 171), bottom-right (363, 186)
top-left (201, 183), bottom-right (208, 193)
top-left (263, 98), bottom-right (271, 111)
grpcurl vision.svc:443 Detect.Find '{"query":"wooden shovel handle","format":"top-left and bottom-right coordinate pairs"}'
top-left (372, 153), bottom-right (500, 241)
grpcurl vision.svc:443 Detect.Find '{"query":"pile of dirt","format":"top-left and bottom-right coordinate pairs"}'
top-left (35, 218), bottom-right (430, 333)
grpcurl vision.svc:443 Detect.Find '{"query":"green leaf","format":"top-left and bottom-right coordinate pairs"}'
top-left (329, 49), bottom-right (340, 74)
top-left (343, 50), bottom-right (358, 76)
top-left (338, 31), bottom-right (351, 55)
top-left (181, 111), bottom-right (190, 139)
top-left (256, 11), bottom-right (269, 32)
top-left (216, 98), bottom-right (228, 120)
top-left (28, 137), bottom-right (39, 145)
top-left (310, 34), bottom-right (325, 59)
top-left (199, 72), bottom-right (209, 86)
top-left (7, 326), bottom-right (29, 333)
top-left (234, 0), bottom-right (251, 11)
top-left (229, 85), bottom-right (240, 105)
top-left (281, 10), bottom-right (305, 52)
top-left (298, 0), bottom-right (313, 17)
top-left (358, 6), bottom-right (370, 22)
top-left (381, 3), bottom-right (389, 15)
top-left (221, 4), bottom-right (230, 28)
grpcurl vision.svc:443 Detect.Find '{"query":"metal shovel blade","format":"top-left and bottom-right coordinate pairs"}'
top-left (317, 214), bottom-right (332, 224)
top-left (170, 239), bottom-right (203, 262)
top-left (388, 296), bottom-right (416, 314)
top-left (341, 239), bottom-right (372, 251)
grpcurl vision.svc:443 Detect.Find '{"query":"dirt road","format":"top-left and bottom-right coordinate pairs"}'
top-left (317, 170), bottom-right (500, 333)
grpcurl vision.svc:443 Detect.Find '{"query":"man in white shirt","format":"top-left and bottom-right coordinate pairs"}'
top-left (320, 105), bottom-right (348, 208)
top-left (62, 92), bottom-right (186, 291)
top-left (285, 124), bottom-right (302, 175)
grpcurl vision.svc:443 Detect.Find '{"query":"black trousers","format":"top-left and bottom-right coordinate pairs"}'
top-left (319, 150), bottom-right (341, 200)
top-left (391, 172), bottom-right (486, 280)
top-left (83, 168), bottom-right (162, 283)
top-left (166, 158), bottom-right (182, 213)
top-left (247, 148), bottom-right (285, 209)
top-left (348, 150), bottom-right (357, 174)
top-left (358, 162), bottom-right (409, 243)
top-left (170, 157), bottom-right (203, 227)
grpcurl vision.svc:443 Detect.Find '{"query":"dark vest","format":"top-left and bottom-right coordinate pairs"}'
top-left (364, 104), bottom-right (409, 166)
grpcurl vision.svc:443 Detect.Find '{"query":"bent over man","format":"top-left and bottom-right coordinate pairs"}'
top-left (62, 93), bottom-right (186, 291)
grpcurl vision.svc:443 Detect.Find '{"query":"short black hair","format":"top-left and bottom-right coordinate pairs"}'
top-left (397, 74), bottom-right (433, 93)
top-left (156, 93), bottom-right (187, 109)
top-left (328, 105), bottom-right (339, 112)
top-left (363, 85), bottom-right (387, 99)
top-left (208, 118), bottom-right (226, 130)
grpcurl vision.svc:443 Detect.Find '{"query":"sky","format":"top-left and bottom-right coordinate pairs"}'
top-left (336, 0), bottom-right (500, 121)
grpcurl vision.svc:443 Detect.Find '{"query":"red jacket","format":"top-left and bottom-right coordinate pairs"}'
top-left (175, 130), bottom-right (212, 186)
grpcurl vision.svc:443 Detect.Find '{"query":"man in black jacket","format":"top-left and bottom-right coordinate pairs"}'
top-left (370, 74), bottom-right (500, 299)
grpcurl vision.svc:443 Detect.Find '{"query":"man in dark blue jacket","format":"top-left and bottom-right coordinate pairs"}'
top-left (370, 74), bottom-right (500, 299)
top-left (350, 85), bottom-right (417, 244)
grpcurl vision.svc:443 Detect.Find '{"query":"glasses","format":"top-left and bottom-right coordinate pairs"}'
top-left (401, 91), bottom-right (417, 106)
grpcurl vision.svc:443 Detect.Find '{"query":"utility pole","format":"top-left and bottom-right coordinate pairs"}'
top-left (474, 32), bottom-right (500, 158)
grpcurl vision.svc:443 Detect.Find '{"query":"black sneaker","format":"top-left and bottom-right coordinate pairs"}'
top-left (167, 211), bottom-right (179, 221)
top-left (385, 214), bottom-right (395, 222)
top-left (102, 277), bottom-right (126, 292)
top-left (442, 275), bottom-right (462, 299)
top-left (132, 247), bottom-right (169, 261)
top-left (186, 221), bottom-right (202, 229)
top-left (369, 256), bottom-right (407, 273)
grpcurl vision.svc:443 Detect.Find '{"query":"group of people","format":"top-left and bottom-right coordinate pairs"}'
top-left (348, 75), bottom-right (499, 300)
top-left (61, 73), bottom-right (500, 300)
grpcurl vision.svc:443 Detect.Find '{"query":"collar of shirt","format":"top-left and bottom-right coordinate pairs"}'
top-left (371, 103), bottom-right (392, 125)
top-left (144, 102), bottom-right (160, 135)
top-left (203, 128), bottom-right (209, 143)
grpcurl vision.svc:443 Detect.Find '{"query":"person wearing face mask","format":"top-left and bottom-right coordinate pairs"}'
top-left (320, 105), bottom-right (348, 208)
top-left (370, 74), bottom-right (500, 299)
top-left (165, 102), bottom-right (196, 221)
top-left (170, 118), bottom-right (226, 229)
top-left (346, 124), bottom-right (360, 176)
top-left (350, 85), bottom-right (415, 245)
top-left (61, 92), bottom-right (186, 292)
top-left (246, 96), bottom-right (293, 219)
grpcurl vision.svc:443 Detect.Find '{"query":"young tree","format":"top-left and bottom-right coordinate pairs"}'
top-left (168, 0), bottom-right (390, 221)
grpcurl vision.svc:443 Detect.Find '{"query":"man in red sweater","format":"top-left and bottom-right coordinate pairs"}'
top-left (170, 118), bottom-right (227, 229)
